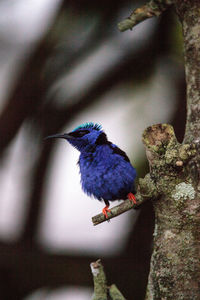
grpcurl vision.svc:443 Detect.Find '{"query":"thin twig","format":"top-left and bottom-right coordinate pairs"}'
top-left (92, 192), bottom-right (150, 226)
top-left (118, 0), bottom-right (173, 32)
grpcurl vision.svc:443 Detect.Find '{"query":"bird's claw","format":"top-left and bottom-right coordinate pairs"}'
top-left (102, 206), bottom-right (111, 219)
top-left (127, 192), bottom-right (137, 204)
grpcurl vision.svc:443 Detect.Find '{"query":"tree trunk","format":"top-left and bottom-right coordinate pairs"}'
top-left (145, 1), bottom-right (200, 299)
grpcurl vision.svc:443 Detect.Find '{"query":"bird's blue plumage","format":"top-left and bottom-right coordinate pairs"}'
top-left (79, 143), bottom-right (136, 201)
top-left (46, 122), bottom-right (136, 206)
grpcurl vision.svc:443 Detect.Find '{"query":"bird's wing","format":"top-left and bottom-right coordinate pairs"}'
top-left (107, 143), bottom-right (130, 162)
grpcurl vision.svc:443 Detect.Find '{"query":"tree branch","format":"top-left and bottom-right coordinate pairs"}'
top-left (92, 174), bottom-right (158, 225)
top-left (118, 0), bottom-right (173, 32)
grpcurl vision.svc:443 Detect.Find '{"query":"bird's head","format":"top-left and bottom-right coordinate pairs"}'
top-left (45, 122), bottom-right (108, 152)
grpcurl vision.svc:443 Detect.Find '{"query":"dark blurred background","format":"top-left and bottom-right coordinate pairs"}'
top-left (0, 0), bottom-right (186, 299)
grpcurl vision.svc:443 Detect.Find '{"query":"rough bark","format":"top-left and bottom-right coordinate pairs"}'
top-left (175, 0), bottom-right (200, 143)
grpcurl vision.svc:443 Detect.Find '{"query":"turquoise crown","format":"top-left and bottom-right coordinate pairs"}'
top-left (73, 122), bottom-right (102, 132)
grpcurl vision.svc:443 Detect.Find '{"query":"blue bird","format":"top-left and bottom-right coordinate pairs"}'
top-left (46, 122), bottom-right (137, 218)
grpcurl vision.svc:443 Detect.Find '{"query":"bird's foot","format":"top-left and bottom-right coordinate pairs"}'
top-left (102, 204), bottom-right (111, 219)
top-left (127, 192), bottom-right (137, 205)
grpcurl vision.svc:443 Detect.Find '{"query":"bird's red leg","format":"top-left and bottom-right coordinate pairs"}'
top-left (102, 202), bottom-right (111, 219)
top-left (127, 192), bottom-right (137, 204)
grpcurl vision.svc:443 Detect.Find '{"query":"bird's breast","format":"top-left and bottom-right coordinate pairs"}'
top-left (79, 154), bottom-right (111, 177)
top-left (78, 151), bottom-right (136, 201)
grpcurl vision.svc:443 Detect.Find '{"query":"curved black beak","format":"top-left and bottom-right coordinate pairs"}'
top-left (44, 133), bottom-right (72, 140)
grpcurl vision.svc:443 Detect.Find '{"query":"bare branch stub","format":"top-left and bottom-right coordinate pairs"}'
top-left (90, 259), bottom-right (107, 300)
top-left (90, 259), bottom-right (126, 300)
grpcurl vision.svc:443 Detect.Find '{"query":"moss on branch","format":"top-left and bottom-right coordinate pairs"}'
top-left (143, 124), bottom-right (197, 173)
top-left (109, 284), bottom-right (126, 300)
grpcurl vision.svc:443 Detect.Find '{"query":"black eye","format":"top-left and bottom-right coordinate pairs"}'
top-left (68, 130), bottom-right (90, 138)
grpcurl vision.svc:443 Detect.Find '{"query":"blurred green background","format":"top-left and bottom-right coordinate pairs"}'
top-left (0, 0), bottom-right (186, 299)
